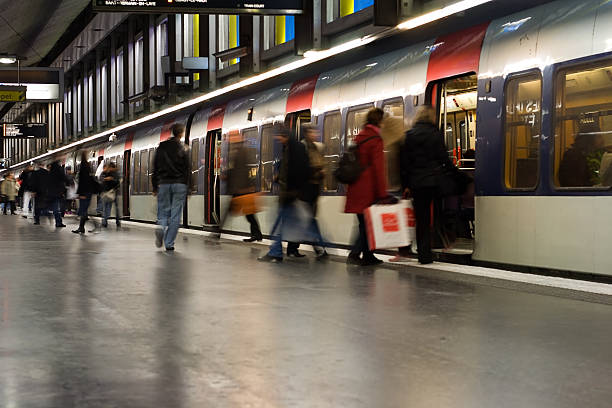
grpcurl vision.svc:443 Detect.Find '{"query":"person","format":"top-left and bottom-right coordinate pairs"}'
top-left (258, 124), bottom-right (310, 263)
top-left (559, 121), bottom-right (605, 187)
top-left (18, 164), bottom-right (35, 219)
top-left (101, 162), bottom-right (121, 228)
top-left (30, 164), bottom-right (50, 225)
top-left (400, 105), bottom-right (456, 264)
top-left (152, 123), bottom-right (192, 251)
top-left (46, 161), bottom-right (69, 228)
top-left (344, 108), bottom-right (387, 266)
top-left (72, 153), bottom-right (101, 234)
top-left (286, 124), bottom-right (329, 259)
top-left (221, 132), bottom-right (263, 242)
top-left (1, 173), bottom-right (18, 215)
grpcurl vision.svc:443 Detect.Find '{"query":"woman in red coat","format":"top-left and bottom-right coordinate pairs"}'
top-left (345, 108), bottom-right (387, 266)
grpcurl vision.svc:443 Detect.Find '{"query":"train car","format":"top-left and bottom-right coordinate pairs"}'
top-left (10, 0), bottom-right (612, 277)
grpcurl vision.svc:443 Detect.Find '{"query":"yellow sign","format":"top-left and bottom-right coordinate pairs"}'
top-left (0, 86), bottom-right (26, 102)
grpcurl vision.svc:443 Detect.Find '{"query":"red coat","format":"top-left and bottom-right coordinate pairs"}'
top-left (344, 124), bottom-right (387, 214)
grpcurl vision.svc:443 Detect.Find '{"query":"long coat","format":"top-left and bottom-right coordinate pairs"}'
top-left (344, 124), bottom-right (387, 214)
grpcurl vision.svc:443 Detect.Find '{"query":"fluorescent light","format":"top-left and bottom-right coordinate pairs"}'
top-left (0, 56), bottom-right (17, 64)
top-left (397, 0), bottom-right (494, 30)
top-left (10, 0), bottom-right (492, 169)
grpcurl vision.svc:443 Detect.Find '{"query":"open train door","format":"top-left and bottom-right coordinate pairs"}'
top-left (204, 130), bottom-right (222, 226)
top-left (122, 150), bottom-right (131, 218)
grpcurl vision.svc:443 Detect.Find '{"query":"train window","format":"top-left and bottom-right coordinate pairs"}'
top-left (345, 105), bottom-right (373, 146)
top-left (148, 148), bottom-right (155, 193)
top-left (141, 150), bottom-right (150, 194)
top-left (191, 139), bottom-right (200, 193)
top-left (133, 151), bottom-right (141, 194)
top-left (323, 111), bottom-right (342, 192)
top-left (241, 127), bottom-right (260, 190)
top-left (260, 125), bottom-right (275, 192)
top-left (504, 73), bottom-right (542, 189)
top-left (554, 61), bottom-right (612, 188)
top-left (382, 100), bottom-right (405, 191)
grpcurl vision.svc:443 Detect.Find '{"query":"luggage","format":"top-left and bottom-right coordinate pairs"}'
top-left (230, 193), bottom-right (260, 216)
top-left (364, 200), bottom-right (415, 250)
top-left (334, 136), bottom-right (379, 184)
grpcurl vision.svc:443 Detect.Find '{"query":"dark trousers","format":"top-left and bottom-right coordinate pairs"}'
top-left (36, 198), bottom-right (63, 226)
top-left (413, 187), bottom-right (436, 263)
top-left (3, 200), bottom-right (15, 214)
top-left (245, 213), bottom-right (262, 239)
top-left (350, 213), bottom-right (374, 260)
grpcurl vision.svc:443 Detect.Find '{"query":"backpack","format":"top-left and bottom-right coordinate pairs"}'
top-left (334, 136), bottom-right (378, 184)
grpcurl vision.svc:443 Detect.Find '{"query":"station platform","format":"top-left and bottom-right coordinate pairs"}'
top-left (1, 215), bottom-right (611, 408)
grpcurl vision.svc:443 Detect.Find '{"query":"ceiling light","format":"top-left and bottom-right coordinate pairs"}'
top-left (0, 56), bottom-right (17, 64)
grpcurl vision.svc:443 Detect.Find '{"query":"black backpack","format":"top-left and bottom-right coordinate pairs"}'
top-left (334, 136), bottom-right (378, 184)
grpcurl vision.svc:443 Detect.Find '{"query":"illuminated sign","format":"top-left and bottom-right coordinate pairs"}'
top-left (0, 68), bottom-right (63, 102)
top-left (0, 86), bottom-right (26, 102)
top-left (92, 0), bottom-right (304, 14)
top-left (1, 123), bottom-right (47, 139)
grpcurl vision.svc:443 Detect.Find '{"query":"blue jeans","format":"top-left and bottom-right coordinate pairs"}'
top-left (157, 183), bottom-right (187, 249)
top-left (267, 202), bottom-right (327, 258)
top-left (103, 195), bottom-right (120, 226)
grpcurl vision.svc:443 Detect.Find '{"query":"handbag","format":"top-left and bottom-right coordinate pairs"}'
top-left (230, 193), bottom-right (260, 215)
top-left (435, 165), bottom-right (473, 198)
top-left (101, 189), bottom-right (116, 203)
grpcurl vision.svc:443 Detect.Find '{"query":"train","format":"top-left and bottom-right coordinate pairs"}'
top-left (8, 0), bottom-right (612, 277)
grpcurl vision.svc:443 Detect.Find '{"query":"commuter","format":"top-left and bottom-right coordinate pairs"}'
top-left (101, 162), bottom-right (121, 228)
top-left (65, 167), bottom-right (77, 214)
top-left (152, 123), bottom-right (192, 251)
top-left (221, 132), bottom-right (263, 242)
top-left (30, 164), bottom-right (50, 225)
top-left (400, 105), bottom-right (456, 264)
top-left (258, 124), bottom-right (310, 263)
top-left (72, 153), bottom-right (101, 234)
top-left (286, 124), bottom-right (329, 259)
top-left (344, 108), bottom-right (387, 266)
top-left (559, 121), bottom-right (605, 187)
top-left (18, 165), bottom-right (35, 219)
top-left (46, 161), bottom-right (69, 228)
top-left (1, 173), bottom-right (17, 215)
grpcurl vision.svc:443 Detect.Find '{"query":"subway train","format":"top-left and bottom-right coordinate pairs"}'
top-left (11, 0), bottom-right (612, 277)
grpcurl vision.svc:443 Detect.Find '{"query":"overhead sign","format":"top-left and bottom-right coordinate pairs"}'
top-left (0, 86), bottom-right (26, 102)
top-left (92, 0), bottom-right (304, 14)
top-left (0, 68), bottom-right (63, 102)
top-left (1, 123), bottom-right (47, 139)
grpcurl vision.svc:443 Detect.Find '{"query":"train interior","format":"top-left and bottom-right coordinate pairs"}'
top-left (434, 74), bottom-right (477, 253)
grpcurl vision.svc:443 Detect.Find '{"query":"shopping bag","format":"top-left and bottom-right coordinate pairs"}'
top-left (230, 193), bottom-right (260, 216)
top-left (403, 199), bottom-right (417, 246)
top-left (364, 201), bottom-right (412, 250)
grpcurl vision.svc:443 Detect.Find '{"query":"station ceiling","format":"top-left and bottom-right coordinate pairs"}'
top-left (0, 0), bottom-right (91, 66)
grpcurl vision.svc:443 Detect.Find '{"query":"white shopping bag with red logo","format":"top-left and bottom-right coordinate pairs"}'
top-left (364, 200), bottom-right (415, 250)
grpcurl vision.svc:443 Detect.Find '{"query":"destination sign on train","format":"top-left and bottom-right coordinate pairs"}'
top-left (93, 0), bottom-right (304, 14)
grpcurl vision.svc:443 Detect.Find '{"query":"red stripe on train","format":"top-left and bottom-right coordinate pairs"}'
top-left (286, 75), bottom-right (319, 114)
top-left (160, 120), bottom-right (176, 142)
top-left (207, 105), bottom-right (226, 131)
top-left (124, 132), bottom-right (135, 151)
top-left (426, 22), bottom-right (489, 83)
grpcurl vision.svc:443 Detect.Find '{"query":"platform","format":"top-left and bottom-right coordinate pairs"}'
top-left (0, 215), bottom-right (611, 408)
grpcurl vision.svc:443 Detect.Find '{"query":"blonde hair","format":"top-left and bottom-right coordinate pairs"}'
top-left (413, 105), bottom-right (436, 126)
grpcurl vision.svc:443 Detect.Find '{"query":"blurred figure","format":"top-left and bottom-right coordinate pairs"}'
top-left (400, 105), bottom-right (455, 264)
top-left (72, 153), bottom-right (101, 234)
top-left (222, 132), bottom-right (263, 242)
top-left (287, 124), bottom-right (329, 259)
top-left (101, 162), bottom-right (121, 228)
top-left (258, 124), bottom-right (310, 263)
top-left (18, 164), bottom-right (35, 219)
top-left (152, 123), bottom-right (191, 251)
top-left (559, 121), bottom-right (605, 187)
top-left (30, 164), bottom-right (50, 225)
top-left (65, 167), bottom-right (77, 214)
top-left (344, 108), bottom-right (387, 266)
top-left (1, 173), bottom-right (17, 215)
top-left (47, 161), bottom-right (69, 228)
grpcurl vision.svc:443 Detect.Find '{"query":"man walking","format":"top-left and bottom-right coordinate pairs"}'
top-left (152, 123), bottom-right (191, 251)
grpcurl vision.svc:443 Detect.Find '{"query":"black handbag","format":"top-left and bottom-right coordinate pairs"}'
top-left (436, 165), bottom-right (473, 198)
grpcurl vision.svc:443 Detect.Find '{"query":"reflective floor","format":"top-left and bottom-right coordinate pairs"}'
top-left (0, 215), bottom-right (611, 408)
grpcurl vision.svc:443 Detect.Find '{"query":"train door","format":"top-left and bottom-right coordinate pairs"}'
top-left (432, 74), bottom-right (477, 246)
top-left (285, 110), bottom-right (312, 140)
top-left (204, 130), bottom-right (222, 226)
top-left (122, 150), bottom-right (131, 218)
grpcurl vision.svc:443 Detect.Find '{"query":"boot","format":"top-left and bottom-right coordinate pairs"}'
top-left (72, 217), bottom-right (86, 234)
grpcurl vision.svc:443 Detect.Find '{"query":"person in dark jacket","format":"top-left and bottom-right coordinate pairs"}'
top-left (559, 122), bottom-right (605, 187)
top-left (46, 161), bottom-right (69, 228)
top-left (400, 105), bottom-right (455, 264)
top-left (221, 133), bottom-right (263, 242)
top-left (344, 108), bottom-right (387, 266)
top-left (30, 164), bottom-right (51, 225)
top-left (258, 124), bottom-right (310, 263)
top-left (18, 165), bottom-right (35, 219)
top-left (72, 153), bottom-right (101, 234)
top-left (152, 123), bottom-right (192, 251)
top-left (101, 162), bottom-right (121, 228)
